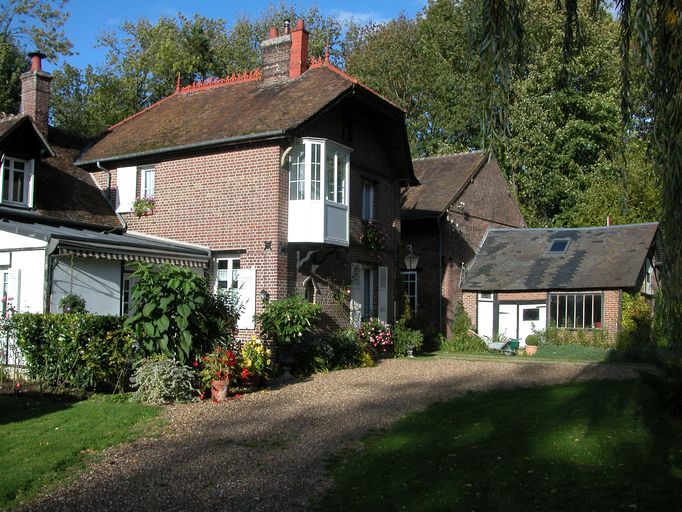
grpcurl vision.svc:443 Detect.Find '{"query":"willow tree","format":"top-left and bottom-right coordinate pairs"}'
top-left (479, 0), bottom-right (681, 350)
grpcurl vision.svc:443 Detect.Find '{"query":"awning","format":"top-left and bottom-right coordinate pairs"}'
top-left (56, 247), bottom-right (208, 268)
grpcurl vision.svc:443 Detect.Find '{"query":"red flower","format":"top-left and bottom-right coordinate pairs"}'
top-left (241, 368), bottom-right (251, 380)
top-left (192, 360), bottom-right (199, 367)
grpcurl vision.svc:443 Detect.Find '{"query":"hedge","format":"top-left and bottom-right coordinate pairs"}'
top-left (11, 313), bottom-right (138, 391)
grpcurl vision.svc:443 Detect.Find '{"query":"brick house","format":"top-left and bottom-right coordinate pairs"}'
top-left (72, 20), bottom-right (416, 332)
top-left (400, 152), bottom-right (525, 338)
top-left (460, 223), bottom-right (660, 342)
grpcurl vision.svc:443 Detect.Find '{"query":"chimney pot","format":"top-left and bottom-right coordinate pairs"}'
top-left (28, 51), bottom-right (47, 72)
top-left (296, 19), bottom-right (305, 30)
top-left (284, 19), bottom-right (291, 35)
top-left (268, 26), bottom-right (278, 38)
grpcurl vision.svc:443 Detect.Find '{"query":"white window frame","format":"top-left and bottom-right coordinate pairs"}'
top-left (141, 166), bottom-right (155, 199)
top-left (401, 270), bottom-right (418, 313)
top-left (214, 255), bottom-right (241, 292)
top-left (1, 156), bottom-right (34, 207)
top-left (288, 138), bottom-right (350, 205)
top-left (362, 181), bottom-right (375, 221)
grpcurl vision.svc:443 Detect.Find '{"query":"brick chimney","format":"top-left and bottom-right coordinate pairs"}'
top-left (260, 19), bottom-right (310, 87)
top-left (21, 52), bottom-right (52, 136)
top-left (289, 19), bottom-right (309, 78)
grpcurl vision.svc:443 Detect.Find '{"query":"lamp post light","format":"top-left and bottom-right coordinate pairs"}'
top-left (404, 245), bottom-right (419, 270)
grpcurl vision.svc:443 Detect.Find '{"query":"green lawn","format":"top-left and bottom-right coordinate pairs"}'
top-left (532, 344), bottom-right (611, 361)
top-left (0, 394), bottom-right (161, 510)
top-left (319, 378), bottom-right (682, 511)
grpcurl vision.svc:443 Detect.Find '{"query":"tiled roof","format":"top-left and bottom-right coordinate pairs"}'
top-left (34, 128), bottom-right (122, 228)
top-left (78, 65), bottom-right (373, 165)
top-left (401, 151), bottom-right (485, 220)
top-left (461, 223), bottom-right (659, 291)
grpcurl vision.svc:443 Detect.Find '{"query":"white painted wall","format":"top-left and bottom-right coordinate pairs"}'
top-left (51, 256), bottom-right (121, 314)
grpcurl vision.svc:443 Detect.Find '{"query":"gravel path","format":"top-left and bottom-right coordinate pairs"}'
top-left (22, 358), bottom-right (643, 512)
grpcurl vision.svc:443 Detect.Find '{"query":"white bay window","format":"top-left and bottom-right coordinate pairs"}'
top-left (288, 138), bottom-right (350, 246)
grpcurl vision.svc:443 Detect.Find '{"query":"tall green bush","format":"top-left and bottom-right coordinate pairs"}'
top-left (255, 295), bottom-right (321, 346)
top-left (440, 302), bottom-right (486, 353)
top-left (124, 263), bottom-right (240, 363)
top-left (617, 293), bottom-right (654, 350)
top-left (11, 314), bottom-right (135, 391)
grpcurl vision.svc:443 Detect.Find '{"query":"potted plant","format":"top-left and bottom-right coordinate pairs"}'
top-left (524, 334), bottom-right (540, 355)
top-left (132, 196), bottom-right (156, 217)
top-left (58, 293), bottom-right (86, 314)
top-left (196, 345), bottom-right (238, 402)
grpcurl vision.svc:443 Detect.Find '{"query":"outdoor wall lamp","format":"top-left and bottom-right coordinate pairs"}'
top-left (404, 244), bottom-right (419, 270)
top-left (259, 289), bottom-right (270, 302)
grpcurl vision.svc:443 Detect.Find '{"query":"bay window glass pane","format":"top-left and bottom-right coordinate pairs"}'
top-left (558, 295), bottom-right (566, 328)
top-left (336, 153), bottom-right (346, 204)
top-left (550, 295), bottom-right (557, 326)
top-left (325, 151), bottom-right (335, 201)
top-left (593, 294), bottom-right (602, 327)
top-left (310, 143), bottom-right (321, 200)
top-left (575, 295), bottom-right (584, 329)
top-left (584, 295), bottom-right (593, 327)
top-left (289, 146), bottom-right (305, 200)
top-left (143, 168), bottom-right (155, 198)
top-left (567, 295), bottom-right (575, 329)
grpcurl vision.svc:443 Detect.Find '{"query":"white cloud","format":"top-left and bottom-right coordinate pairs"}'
top-left (330, 9), bottom-right (387, 26)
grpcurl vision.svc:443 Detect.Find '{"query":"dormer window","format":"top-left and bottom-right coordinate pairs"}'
top-left (1, 156), bottom-right (34, 207)
top-left (288, 138), bottom-right (351, 246)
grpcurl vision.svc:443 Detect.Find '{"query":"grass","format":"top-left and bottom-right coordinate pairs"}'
top-left (531, 344), bottom-right (611, 361)
top-left (0, 393), bottom-right (162, 510)
top-left (319, 378), bottom-right (682, 511)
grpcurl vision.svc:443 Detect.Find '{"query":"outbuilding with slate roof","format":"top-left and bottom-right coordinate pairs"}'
top-left (460, 222), bottom-right (660, 343)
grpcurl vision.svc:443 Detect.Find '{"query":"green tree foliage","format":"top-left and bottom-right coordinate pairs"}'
top-left (502, 0), bottom-right (624, 227)
top-left (255, 295), bottom-right (320, 346)
top-left (344, 1), bottom-right (484, 156)
top-left (0, 0), bottom-right (72, 113)
top-left (50, 3), bottom-right (341, 136)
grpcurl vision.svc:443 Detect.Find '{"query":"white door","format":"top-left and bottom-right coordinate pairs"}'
top-left (235, 267), bottom-right (256, 330)
top-left (378, 266), bottom-right (387, 322)
top-left (518, 305), bottom-right (546, 343)
top-left (477, 296), bottom-right (494, 339)
top-left (498, 304), bottom-right (518, 340)
top-left (350, 263), bottom-right (363, 328)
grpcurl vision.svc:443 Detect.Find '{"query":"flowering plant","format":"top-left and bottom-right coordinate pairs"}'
top-left (195, 345), bottom-right (238, 392)
top-left (239, 336), bottom-right (272, 381)
top-left (132, 196), bottom-right (156, 217)
top-left (361, 220), bottom-right (387, 256)
top-left (357, 318), bottom-right (393, 357)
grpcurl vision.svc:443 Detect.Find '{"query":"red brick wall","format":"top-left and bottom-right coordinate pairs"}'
top-left (90, 100), bottom-right (404, 336)
top-left (20, 70), bottom-right (52, 136)
top-left (402, 157), bottom-right (525, 338)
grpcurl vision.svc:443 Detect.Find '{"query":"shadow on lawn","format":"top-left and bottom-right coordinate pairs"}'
top-left (0, 393), bottom-right (79, 425)
top-left (16, 360), bottom-right (682, 512)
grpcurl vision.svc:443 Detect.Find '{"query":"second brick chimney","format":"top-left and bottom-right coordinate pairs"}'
top-left (260, 19), bottom-right (310, 87)
top-left (20, 52), bottom-right (52, 136)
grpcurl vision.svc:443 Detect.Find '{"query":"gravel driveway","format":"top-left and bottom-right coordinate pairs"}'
top-left (22, 357), bottom-right (642, 512)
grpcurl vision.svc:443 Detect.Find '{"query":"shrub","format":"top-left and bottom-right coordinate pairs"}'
top-left (617, 293), bottom-right (654, 350)
top-left (130, 356), bottom-right (196, 404)
top-left (440, 302), bottom-right (486, 353)
top-left (394, 326), bottom-right (424, 357)
top-left (358, 318), bottom-right (393, 358)
top-left (324, 328), bottom-right (366, 369)
top-left (11, 313), bottom-right (136, 391)
top-left (240, 336), bottom-right (273, 382)
top-left (125, 263), bottom-right (241, 363)
top-left (255, 295), bottom-right (321, 346)
top-left (525, 334), bottom-right (540, 346)
top-left (538, 326), bottom-right (611, 348)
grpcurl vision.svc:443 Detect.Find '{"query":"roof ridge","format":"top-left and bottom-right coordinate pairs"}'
top-left (309, 57), bottom-right (404, 113)
top-left (413, 150), bottom-right (483, 162)
top-left (177, 69), bottom-right (262, 94)
top-left (488, 222), bottom-right (659, 233)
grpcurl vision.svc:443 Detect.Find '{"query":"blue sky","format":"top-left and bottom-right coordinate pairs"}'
top-left (44, 0), bottom-right (427, 72)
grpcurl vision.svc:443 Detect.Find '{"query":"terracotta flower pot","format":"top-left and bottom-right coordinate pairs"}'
top-left (525, 345), bottom-right (538, 356)
top-left (211, 379), bottom-right (229, 402)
